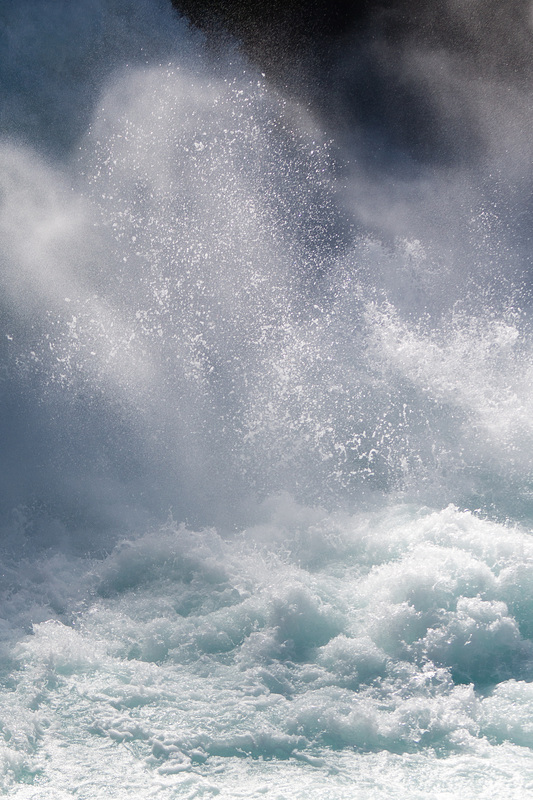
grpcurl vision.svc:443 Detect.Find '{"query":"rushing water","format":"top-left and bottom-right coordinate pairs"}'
top-left (2, 1), bottom-right (533, 796)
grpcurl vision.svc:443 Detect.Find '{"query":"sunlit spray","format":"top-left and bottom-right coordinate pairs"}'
top-left (2, 1), bottom-right (533, 796)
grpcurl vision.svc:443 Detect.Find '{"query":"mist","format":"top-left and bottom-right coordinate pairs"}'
top-left (2, 2), bottom-right (533, 797)
top-left (2, 0), bottom-right (533, 551)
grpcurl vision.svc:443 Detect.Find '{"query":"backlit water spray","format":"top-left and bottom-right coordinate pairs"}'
top-left (2, 1), bottom-right (533, 796)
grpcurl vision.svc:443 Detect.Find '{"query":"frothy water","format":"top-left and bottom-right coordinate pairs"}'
top-left (2, 0), bottom-right (533, 796)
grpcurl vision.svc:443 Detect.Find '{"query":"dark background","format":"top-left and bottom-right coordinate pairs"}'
top-left (170, 0), bottom-right (533, 170)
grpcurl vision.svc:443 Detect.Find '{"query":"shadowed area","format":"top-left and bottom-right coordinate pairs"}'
top-left (170, 0), bottom-right (533, 170)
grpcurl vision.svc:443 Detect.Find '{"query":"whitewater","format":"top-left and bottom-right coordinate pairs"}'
top-left (2, 0), bottom-right (533, 797)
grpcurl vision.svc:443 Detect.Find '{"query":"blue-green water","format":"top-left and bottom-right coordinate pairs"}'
top-left (2, 1), bottom-right (533, 796)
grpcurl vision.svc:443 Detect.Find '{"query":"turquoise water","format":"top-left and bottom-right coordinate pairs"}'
top-left (2, 1), bottom-right (533, 796)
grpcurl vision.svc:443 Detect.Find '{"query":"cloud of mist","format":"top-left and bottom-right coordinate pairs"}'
top-left (318, 0), bottom-right (533, 318)
top-left (3, 0), bottom-right (533, 556)
top-left (0, 0), bottom-right (206, 550)
top-left (0, 0), bottom-right (200, 157)
top-left (0, 0), bottom-right (346, 550)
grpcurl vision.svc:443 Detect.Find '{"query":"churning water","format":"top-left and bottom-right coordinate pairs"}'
top-left (2, 0), bottom-right (533, 796)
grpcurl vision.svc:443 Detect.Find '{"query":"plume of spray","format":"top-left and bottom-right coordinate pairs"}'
top-left (2, 0), bottom-right (533, 558)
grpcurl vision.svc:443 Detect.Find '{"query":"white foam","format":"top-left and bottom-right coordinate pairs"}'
top-left (1, 503), bottom-right (533, 795)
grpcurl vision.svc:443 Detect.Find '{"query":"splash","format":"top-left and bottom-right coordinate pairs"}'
top-left (2, 1), bottom-right (533, 797)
